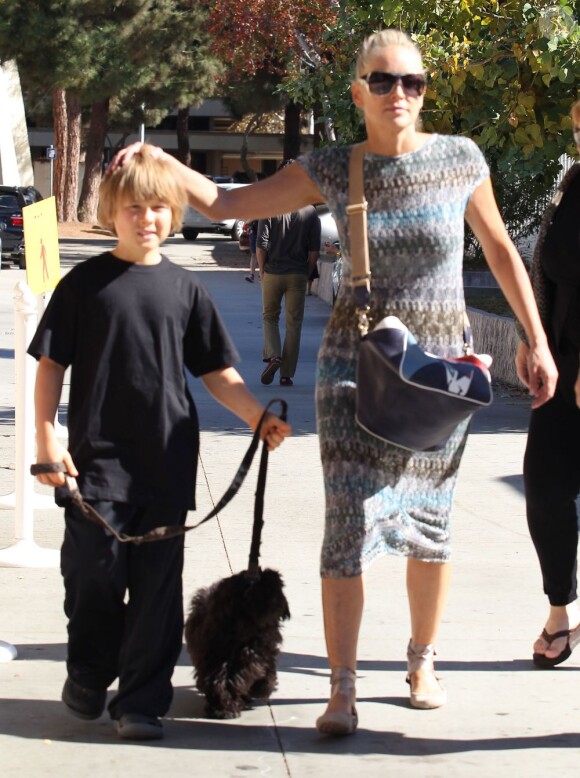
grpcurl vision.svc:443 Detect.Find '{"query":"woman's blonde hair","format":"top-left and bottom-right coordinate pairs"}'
top-left (98, 144), bottom-right (186, 234)
top-left (571, 99), bottom-right (580, 122)
top-left (355, 29), bottom-right (423, 78)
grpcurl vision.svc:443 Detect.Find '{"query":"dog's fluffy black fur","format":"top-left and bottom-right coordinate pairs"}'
top-left (184, 567), bottom-right (290, 719)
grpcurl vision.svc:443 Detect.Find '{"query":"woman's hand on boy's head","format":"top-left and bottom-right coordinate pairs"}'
top-left (107, 142), bottom-right (165, 175)
top-left (106, 142), bottom-right (143, 174)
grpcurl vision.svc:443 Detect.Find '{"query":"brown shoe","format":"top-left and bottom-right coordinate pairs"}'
top-left (260, 357), bottom-right (281, 385)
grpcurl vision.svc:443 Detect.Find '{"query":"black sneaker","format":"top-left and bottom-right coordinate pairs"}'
top-left (62, 676), bottom-right (107, 720)
top-left (116, 713), bottom-right (164, 740)
top-left (260, 357), bottom-right (281, 385)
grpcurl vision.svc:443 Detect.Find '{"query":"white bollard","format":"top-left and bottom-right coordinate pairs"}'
top-left (0, 640), bottom-right (18, 662)
top-left (0, 281), bottom-right (59, 568)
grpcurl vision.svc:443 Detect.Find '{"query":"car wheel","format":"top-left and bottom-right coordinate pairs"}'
top-left (182, 228), bottom-right (199, 241)
top-left (231, 220), bottom-right (244, 241)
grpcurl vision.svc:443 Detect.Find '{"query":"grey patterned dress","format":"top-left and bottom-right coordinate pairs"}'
top-left (298, 135), bottom-right (489, 577)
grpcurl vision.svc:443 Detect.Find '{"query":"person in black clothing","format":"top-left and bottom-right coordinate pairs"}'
top-left (257, 206), bottom-right (321, 386)
top-left (257, 162), bottom-right (321, 387)
top-left (28, 145), bottom-right (291, 741)
top-left (517, 99), bottom-right (580, 668)
top-left (245, 219), bottom-right (259, 283)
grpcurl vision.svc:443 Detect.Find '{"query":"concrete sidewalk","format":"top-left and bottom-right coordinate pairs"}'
top-left (1, 238), bottom-right (579, 777)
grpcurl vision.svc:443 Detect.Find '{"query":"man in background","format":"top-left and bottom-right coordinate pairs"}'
top-left (257, 161), bottom-right (321, 387)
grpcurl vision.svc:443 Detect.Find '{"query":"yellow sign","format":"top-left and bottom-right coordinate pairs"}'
top-left (23, 196), bottom-right (61, 295)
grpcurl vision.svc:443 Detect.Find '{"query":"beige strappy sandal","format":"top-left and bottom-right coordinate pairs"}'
top-left (316, 667), bottom-right (358, 736)
top-left (406, 640), bottom-right (447, 709)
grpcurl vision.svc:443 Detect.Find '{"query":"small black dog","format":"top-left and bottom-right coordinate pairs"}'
top-left (184, 567), bottom-right (291, 719)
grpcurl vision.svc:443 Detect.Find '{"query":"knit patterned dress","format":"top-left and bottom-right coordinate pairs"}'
top-left (298, 135), bottom-right (489, 577)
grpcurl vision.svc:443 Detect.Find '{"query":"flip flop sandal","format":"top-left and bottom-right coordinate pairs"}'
top-left (533, 628), bottom-right (572, 669)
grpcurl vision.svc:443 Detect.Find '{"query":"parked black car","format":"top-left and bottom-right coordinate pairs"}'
top-left (0, 185), bottom-right (44, 267)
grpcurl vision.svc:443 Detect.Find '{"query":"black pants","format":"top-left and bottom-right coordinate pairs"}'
top-left (524, 391), bottom-right (580, 606)
top-left (61, 501), bottom-right (186, 719)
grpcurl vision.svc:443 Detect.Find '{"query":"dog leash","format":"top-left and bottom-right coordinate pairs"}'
top-left (30, 398), bottom-right (287, 546)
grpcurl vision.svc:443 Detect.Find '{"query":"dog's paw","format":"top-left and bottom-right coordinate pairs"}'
top-left (206, 705), bottom-right (243, 720)
top-left (250, 677), bottom-right (276, 699)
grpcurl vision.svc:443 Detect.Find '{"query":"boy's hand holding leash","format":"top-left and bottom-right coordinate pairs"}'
top-left (201, 367), bottom-right (292, 451)
top-left (33, 438), bottom-right (78, 487)
top-left (249, 409), bottom-right (291, 451)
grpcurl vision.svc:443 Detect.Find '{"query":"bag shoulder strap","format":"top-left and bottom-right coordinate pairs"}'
top-left (347, 143), bottom-right (371, 307)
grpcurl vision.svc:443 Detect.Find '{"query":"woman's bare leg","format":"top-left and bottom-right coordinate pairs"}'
top-left (406, 559), bottom-right (451, 696)
top-left (320, 575), bottom-right (364, 714)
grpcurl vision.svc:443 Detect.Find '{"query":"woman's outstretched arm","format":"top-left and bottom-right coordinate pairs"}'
top-left (108, 143), bottom-right (324, 221)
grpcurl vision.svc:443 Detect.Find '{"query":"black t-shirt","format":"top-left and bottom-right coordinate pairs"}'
top-left (28, 252), bottom-right (239, 508)
top-left (257, 206), bottom-right (321, 275)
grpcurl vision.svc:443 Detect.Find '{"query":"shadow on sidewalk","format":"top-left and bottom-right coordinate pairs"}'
top-left (1, 693), bottom-right (580, 755)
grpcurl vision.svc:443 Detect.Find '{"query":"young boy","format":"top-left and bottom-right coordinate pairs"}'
top-left (28, 145), bottom-right (291, 741)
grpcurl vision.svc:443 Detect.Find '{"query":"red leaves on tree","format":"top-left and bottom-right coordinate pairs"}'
top-left (206, 0), bottom-right (336, 77)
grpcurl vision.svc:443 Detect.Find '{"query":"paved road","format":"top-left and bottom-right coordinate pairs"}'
top-left (1, 236), bottom-right (579, 777)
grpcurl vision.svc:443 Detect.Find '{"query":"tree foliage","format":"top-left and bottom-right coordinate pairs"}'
top-left (1, 0), bottom-right (220, 117)
top-left (284, 0), bottom-right (580, 243)
top-left (220, 71), bottom-right (286, 180)
top-left (206, 0), bottom-right (336, 76)
top-left (0, 1), bottom-right (221, 220)
top-left (206, 0), bottom-right (338, 158)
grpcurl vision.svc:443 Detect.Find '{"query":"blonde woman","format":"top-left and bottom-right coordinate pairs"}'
top-left (111, 30), bottom-right (557, 734)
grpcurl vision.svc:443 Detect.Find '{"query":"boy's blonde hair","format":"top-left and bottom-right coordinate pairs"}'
top-left (98, 144), bottom-right (186, 234)
top-left (355, 29), bottom-right (423, 78)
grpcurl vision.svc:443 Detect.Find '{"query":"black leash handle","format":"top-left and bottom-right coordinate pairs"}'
top-left (30, 399), bottom-right (288, 546)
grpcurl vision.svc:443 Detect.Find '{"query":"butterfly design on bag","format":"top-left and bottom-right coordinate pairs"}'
top-left (444, 365), bottom-right (474, 396)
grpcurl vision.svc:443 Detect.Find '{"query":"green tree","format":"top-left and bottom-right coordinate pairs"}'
top-left (284, 0), bottom-right (580, 244)
top-left (0, 1), bottom-right (220, 221)
top-left (220, 69), bottom-right (287, 179)
top-left (206, 0), bottom-right (337, 159)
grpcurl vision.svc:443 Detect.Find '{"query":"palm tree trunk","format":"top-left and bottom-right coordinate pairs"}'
top-left (77, 99), bottom-right (110, 222)
top-left (61, 92), bottom-right (81, 222)
top-left (52, 88), bottom-right (68, 221)
top-left (283, 100), bottom-right (302, 160)
top-left (241, 114), bottom-right (260, 181)
top-left (176, 107), bottom-right (191, 167)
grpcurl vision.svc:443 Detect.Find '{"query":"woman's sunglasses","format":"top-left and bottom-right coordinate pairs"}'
top-left (359, 71), bottom-right (426, 98)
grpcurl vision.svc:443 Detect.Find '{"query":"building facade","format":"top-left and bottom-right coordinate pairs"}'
top-left (27, 99), bottom-right (315, 197)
